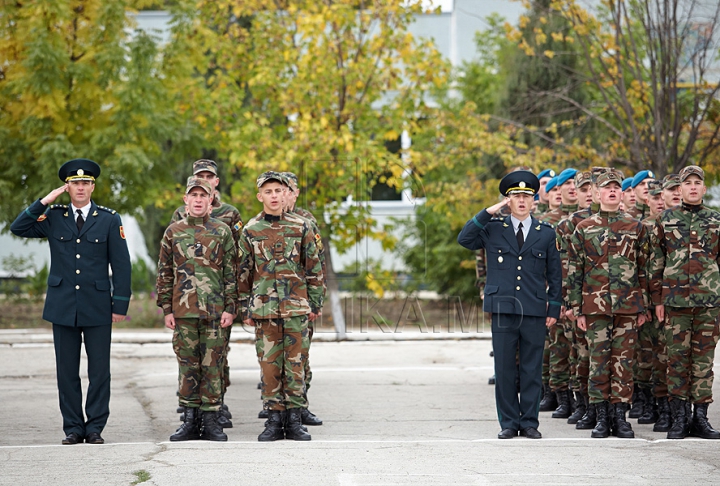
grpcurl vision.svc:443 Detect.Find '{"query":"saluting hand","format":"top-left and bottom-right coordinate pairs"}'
top-left (41, 184), bottom-right (68, 205)
top-left (486, 198), bottom-right (509, 216)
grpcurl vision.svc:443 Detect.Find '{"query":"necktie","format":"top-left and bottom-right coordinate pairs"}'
top-left (516, 222), bottom-right (524, 250)
top-left (76, 209), bottom-right (84, 232)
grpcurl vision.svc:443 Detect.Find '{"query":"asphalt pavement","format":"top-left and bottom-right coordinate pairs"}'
top-left (1, 328), bottom-right (720, 485)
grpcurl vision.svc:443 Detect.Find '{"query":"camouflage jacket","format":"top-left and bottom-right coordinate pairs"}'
top-left (238, 211), bottom-right (324, 319)
top-left (540, 204), bottom-right (578, 227)
top-left (156, 214), bottom-right (238, 319)
top-left (288, 207), bottom-right (327, 296)
top-left (626, 201), bottom-right (649, 221)
top-left (172, 200), bottom-right (243, 245)
top-left (534, 201), bottom-right (549, 217)
top-left (556, 204), bottom-right (599, 301)
top-left (649, 204), bottom-right (720, 308)
top-left (567, 210), bottom-right (649, 316)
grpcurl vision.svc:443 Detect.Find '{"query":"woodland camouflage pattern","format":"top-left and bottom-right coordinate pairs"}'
top-left (156, 214), bottom-right (238, 319)
top-left (540, 204), bottom-right (578, 227)
top-left (649, 204), bottom-right (720, 308)
top-left (238, 212), bottom-right (324, 319)
top-left (567, 211), bottom-right (650, 316)
top-left (172, 201), bottom-right (244, 249)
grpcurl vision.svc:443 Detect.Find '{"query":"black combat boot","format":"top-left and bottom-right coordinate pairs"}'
top-left (170, 407), bottom-right (201, 441)
top-left (628, 384), bottom-right (644, 419)
top-left (637, 386), bottom-right (658, 424)
top-left (284, 408), bottom-right (312, 441)
top-left (567, 391), bottom-right (586, 425)
top-left (221, 403), bottom-right (232, 419)
top-left (653, 397), bottom-right (671, 432)
top-left (200, 411), bottom-right (228, 441)
top-left (539, 384), bottom-right (558, 412)
top-left (611, 402), bottom-right (635, 438)
top-left (258, 410), bottom-right (285, 442)
top-left (667, 399), bottom-right (689, 439)
top-left (176, 406), bottom-right (184, 413)
top-left (552, 389), bottom-right (572, 419)
top-left (301, 408), bottom-right (323, 426)
top-left (689, 403), bottom-right (720, 439)
top-left (576, 395), bottom-right (596, 430)
top-left (258, 409), bottom-right (269, 419)
top-left (216, 412), bottom-right (233, 429)
top-left (591, 401), bottom-right (610, 438)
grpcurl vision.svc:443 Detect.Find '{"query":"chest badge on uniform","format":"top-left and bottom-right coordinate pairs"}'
top-left (119, 226), bottom-right (126, 239)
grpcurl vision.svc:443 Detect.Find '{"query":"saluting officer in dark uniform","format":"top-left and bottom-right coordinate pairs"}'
top-left (11, 159), bottom-right (132, 445)
top-left (458, 171), bottom-right (562, 439)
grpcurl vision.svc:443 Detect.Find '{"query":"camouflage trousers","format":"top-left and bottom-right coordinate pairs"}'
top-left (304, 323), bottom-right (314, 393)
top-left (173, 318), bottom-right (225, 412)
top-left (586, 314), bottom-right (637, 404)
top-left (548, 318), bottom-right (572, 391)
top-left (634, 313), bottom-right (667, 396)
top-left (665, 307), bottom-right (720, 404)
top-left (570, 322), bottom-right (589, 395)
top-left (221, 323), bottom-right (234, 397)
top-left (255, 316), bottom-right (310, 411)
top-left (542, 332), bottom-right (550, 385)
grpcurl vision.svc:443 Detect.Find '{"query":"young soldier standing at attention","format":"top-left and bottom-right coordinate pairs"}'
top-left (567, 170), bottom-right (649, 439)
top-left (650, 166), bottom-right (720, 440)
top-left (238, 171), bottom-right (324, 442)
top-left (157, 177), bottom-right (237, 442)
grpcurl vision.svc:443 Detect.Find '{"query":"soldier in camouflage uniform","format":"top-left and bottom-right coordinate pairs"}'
top-left (562, 167), bottom-right (608, 429)
top-left (626, 170), bottom-right (653, 220)
top-left (541, 168), bottom-right (579, 419)
top-left (662, 174), bottom-right (682, 209)
top-left (621, 177), bottom-right (635, 213)
top-left (567, 170), bottom-right (650, 439)
top-left (170, 159), bottom-right (242, 428)
top-left (633, 180), bottom-right (666, 427)
top-left (238, 171), bottom-right (324, 442)
top-left (281, 171), bottom-right (325, 426)
top-left (649, 165), bottom-right (720, 440)
top-left (157, 177), bottom-right (237, 442)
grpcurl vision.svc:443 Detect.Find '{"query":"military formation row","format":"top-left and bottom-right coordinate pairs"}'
top-left (476, 165), bottom-right (720, 440)
top-left (155, 159), bottom-right (326, 442)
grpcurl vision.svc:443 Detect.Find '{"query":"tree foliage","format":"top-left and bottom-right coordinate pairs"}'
top-left (0, 0), bottom-right (191, 227)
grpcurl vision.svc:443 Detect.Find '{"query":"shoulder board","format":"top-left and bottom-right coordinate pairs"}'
top-left (489, 217), bottom-right (505, 222)
top-left (97, 205), bottom-right (117, 215)
top-left (50, 204), bottom-right (67, 209)
top-left (539, 220), bottom-right (553, 228)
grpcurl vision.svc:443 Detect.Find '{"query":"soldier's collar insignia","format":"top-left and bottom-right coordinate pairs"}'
top-left (63, 212), bottom-right (68, 217)
top-left (535, 225), bottom-right (541, 230)
top-left (92, 210), bottom-right (98, 217)
top-left (503, 223), bottom-right (509, 227)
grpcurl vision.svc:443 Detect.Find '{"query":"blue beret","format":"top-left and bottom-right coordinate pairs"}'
top-left (545, 176), bottom-right (559, 192)
top-left (537, 169), bottom-right (556, 180)
top-left (621, 177), bottom-right (633, 191)
top-left (556, 168), bottom-right (578, 187)
top-left (631, 170), bottom-right (655, 188)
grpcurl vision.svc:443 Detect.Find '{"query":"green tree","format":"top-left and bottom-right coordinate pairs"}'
top-left (0, 0), bottom-right (189, 228)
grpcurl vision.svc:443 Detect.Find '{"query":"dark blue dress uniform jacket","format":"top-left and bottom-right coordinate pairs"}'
top-left (458, 209), bottom-right (562, 320)
top-left (11, 199), bottom-right (132, 327)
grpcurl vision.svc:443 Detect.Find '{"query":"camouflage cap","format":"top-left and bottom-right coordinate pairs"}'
top-left (647, 179), bottom-right (663, 196)
top-left (256, 171), bottom-right (286, 188)
top-left (192, 159), bottom-right (218, 176)
top-left (574, 170), bottom-right (592, 187)
top-left (282, 172), bottom-right (299, 191)
top-left (662, 173), bottom-right (681, 190)
top-left (186, 176), bottom-right (213, 194)
top-left (590, 166), bottom-right (609, 184)
top-left (679, 165), bottom-right (704, 182)
top-left (597, 170), bottom-right (624, 187)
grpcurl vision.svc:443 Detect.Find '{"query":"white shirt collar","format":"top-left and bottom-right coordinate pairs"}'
top-left (510, 214), bottom-right (532, 231)
top-left (70, 202), bottom-right (91, 220)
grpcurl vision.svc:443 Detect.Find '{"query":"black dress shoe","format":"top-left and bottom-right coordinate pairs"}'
top-left (520, 427), bottom-right (542, 439)
top-left (85, 432), bottom-right (104, 444)
top-left (497, 428), bottom-right (517, 439)
top-left (62, 432), bottom-right (83, 445)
